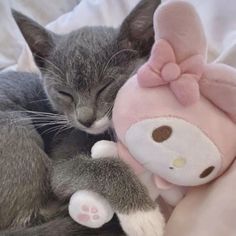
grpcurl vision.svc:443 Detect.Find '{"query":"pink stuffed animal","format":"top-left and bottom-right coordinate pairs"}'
top-left (92, 0), bottom-right (236, 206)
top-left (69, 0), bottom-right (236, 234)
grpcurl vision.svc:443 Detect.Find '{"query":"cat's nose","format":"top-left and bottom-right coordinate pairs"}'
top-left (77, 107), bottom-right (95, 127)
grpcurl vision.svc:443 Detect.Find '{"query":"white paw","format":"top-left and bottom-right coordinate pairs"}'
top-left (69, 190), bottom-right (114, 228)
top-left (117, 207), bottom-right (165, 236)
top-left (91, 140), bottom-right (118, 159)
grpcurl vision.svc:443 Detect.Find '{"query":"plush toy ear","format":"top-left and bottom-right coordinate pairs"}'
top-left (154, 1), bottom-right (207, 62)
top-left (200, 64), bottom-right (236, 122)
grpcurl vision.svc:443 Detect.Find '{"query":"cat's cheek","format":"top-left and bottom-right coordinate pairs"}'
top-left (84, 116), bottom-right (111, 135)
top-left (51, 98), bottom-right (73, 114)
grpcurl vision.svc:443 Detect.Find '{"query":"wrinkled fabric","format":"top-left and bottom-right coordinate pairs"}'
top-left (1, 0), bottom-right (236, 70)
top-left (0, 0), bottom-right (139, 72)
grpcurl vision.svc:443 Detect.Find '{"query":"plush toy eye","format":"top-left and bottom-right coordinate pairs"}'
top-left (152, 125), bottom-right (172, 142)
top-left (199, 166), bottom-right (215, 178)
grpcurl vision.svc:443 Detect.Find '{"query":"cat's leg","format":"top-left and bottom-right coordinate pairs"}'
top-left (69, 139), bottom-right (116, 228)
top-left (0, 112), bottom-right (52, 229)
top-left (91, 141), bottom-right (164, 235)
top-left (51, 155), bottom-right (165, 236)
top-left (49, 133), bottom-right (116, 228)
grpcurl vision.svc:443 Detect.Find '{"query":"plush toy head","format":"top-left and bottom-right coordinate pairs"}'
top-left (113, 1), bottom-right (236, 187)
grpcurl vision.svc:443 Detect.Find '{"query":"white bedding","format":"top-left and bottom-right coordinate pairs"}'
top-left (0, 0), bottom-right (140, 72)
top-left (1, 0), bottom-right (236, 72)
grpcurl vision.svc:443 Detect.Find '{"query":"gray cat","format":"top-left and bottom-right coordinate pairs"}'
top-left (0, 1), bottom-right (163, 235)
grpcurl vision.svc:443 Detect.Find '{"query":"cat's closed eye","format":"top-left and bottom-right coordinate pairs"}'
top-left (97, 80), bottom-right (113, 97)
top-left (57, 90), bottom-right (74, 103)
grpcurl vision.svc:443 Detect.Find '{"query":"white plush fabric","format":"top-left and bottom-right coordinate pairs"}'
top-left (125, 117), bottom-right (221, 186)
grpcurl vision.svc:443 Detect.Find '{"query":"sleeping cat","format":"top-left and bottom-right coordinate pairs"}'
top-left (0, 1), bottom-right (162, 235)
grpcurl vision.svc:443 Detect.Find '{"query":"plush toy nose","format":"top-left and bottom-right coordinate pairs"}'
top-left (172, 157), bottom-right (186, 168)
top-left (161, 62), bottom-right (181, 82)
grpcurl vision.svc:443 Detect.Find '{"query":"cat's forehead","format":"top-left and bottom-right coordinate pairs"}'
top-left (58, 26), bottom-right (118, 55)
top-left (45, 26), bottom-right (137, 90)
top-left (49, 26), bottom-right (120, 71)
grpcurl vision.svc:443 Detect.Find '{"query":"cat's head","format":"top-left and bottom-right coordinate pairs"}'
top-left (13, 0), bottom-right (160, 134)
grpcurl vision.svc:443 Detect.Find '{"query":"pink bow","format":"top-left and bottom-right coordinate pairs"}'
top-left (137, 39), bottom-right (205, 106)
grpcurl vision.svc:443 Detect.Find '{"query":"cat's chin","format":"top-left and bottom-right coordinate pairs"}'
top-left (76, 116), bottom-right (111, 135)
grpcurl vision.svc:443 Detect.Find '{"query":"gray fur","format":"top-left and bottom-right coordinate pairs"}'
top-left (0, 0), bottom-right (161, 235)
top-left (12, 0), bottom-right (159, 135)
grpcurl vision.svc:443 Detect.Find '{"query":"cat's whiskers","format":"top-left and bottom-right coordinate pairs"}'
top-left (99, 48), bottom-right (138, 81)
top-left (104, 104), bottom-right (113, 118)
top-left (2, 111), bottom-right (70, 134)
top-left (53, 123), bottom-right (73, 137)
top-left (31, 119), bottom-right (71, 136)
top-left (38, 62), bottom-right (66, 87)
top-left (1, 117), bottom-right (68, 127)
top-left (28, 98), bottom-right (50, 104)
top-left (37, 56), bottom-right (64, 77)
top-left (43, 71), bottom-right (64, 85)
top-left (39, 122), bottom-right (71, 136)
top-left (11, 110), bottom-right (66, 118)
top-left (65, 71), bottom-right (72, 87)
top-left (0, 116), bottom-right (71, 138)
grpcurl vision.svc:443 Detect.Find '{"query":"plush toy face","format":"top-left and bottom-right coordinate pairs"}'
top-left (125, 117), bottom-right (222, 186)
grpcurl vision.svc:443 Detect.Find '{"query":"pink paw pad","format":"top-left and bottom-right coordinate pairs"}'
top-left (91, 207), bottom-right (98, 213)
top-left (78, 214), bottom-right (90, 222)
top-left (77, 204), bottom-right (101, 223)
top-left (69, 191), bottom-right (114, 228)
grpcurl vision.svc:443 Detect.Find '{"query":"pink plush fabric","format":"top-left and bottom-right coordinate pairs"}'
top-left (114, 75), bottom-right (236, 176)
top-left (137, 39), bottom-right (204, 106)
top-left (97, 1), bottom-right (236, 234)
top-left (112, 0), bottom-right (236, 200)
top-left (154, 1), bottom-right (207, 62)
top-left (201, 63), bottom-right (236, 122)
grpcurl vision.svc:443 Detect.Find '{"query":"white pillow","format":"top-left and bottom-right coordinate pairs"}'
top-left (1, 0), bottom-right (236, 72)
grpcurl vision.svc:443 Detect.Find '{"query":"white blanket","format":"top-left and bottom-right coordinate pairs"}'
top-left (0, 0), bottom-right (139, 72)
top-left (2, 0), bottom-right (236, 72)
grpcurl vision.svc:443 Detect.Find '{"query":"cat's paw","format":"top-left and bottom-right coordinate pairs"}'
top-left (117, 207), bottom-right (165, 236)
top-left (69, 190), bottom-right (114, 228)
top-left (91, 140), bottom-right (118, 159)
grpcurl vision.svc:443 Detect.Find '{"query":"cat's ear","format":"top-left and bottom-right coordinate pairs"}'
top-left (118, 0), bottom-right (161, 56)
top-left (12, 10), bottom-right (56, 67)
